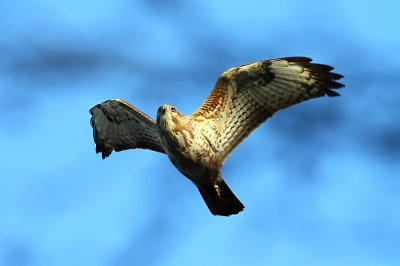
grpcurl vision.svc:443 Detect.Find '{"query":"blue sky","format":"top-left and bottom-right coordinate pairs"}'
top-left (1, 0), bottom-right (399, 265)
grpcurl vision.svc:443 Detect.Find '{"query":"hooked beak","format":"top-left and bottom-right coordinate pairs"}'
top-left (157, 106), bottom-right (166, 117)
top-left (157, 106), bottom-right (167, 125)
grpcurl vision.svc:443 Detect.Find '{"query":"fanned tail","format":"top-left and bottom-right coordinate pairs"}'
top-left (197, 179), bottom-right (244, 216)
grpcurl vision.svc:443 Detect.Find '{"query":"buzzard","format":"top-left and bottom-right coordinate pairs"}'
top-left (90, 57), bottom-right (344, 216)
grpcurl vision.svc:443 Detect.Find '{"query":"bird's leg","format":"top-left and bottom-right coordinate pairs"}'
top-left (214, 184), bottom-right (222, 199)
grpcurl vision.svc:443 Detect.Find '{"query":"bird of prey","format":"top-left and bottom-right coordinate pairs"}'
top-left (90, 57), bottom-right (344, 216)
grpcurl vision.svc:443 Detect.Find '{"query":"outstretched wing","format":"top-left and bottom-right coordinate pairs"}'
top-left (90, 99), bottom-right (165, 159)
top-left (191, 57), bottom-right (344, 162)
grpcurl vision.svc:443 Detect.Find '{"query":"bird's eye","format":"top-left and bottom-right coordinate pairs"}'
top-left (171, 107), bottom-right (176, 113)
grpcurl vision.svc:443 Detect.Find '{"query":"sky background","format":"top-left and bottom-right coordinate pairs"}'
top-left (1, 0), bottom-right (400, 265)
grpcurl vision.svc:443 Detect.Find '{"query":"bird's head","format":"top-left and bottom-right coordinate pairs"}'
top-left (156, 104), bottom-right (182, 130)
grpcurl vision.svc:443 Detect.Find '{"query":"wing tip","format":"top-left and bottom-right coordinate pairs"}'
top-left (95, 143), bottom-right (113, 159)
top-left (298, 58), bottom-right (345, 97)
top-left (326, 89), bottom-right (341, 97)
top-left (90, 101), bottom-right (116, 159)
top-left (325, 75), bottom-right (345, 97)
top-left (274, 56), bottom-right (345, 97)
top-left (92, 123), bottom-right (114, 159)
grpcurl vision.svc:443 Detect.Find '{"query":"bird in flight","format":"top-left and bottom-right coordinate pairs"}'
top-left (90, 57), bottom-right (344, 216)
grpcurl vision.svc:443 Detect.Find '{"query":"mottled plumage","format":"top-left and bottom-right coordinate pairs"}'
top-left (90, 57), bottom-right (344, 216)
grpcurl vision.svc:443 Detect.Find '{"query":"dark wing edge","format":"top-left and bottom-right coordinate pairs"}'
top-left (89, 99), bottom-right (165, 159)
top-left (280, 57), bottom-right (344, 97)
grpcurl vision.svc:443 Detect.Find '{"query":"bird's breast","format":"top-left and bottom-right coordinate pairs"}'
top-left (159, 119), bottom-right (219, 184)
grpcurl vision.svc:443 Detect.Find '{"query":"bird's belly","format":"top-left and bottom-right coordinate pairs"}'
top-left (167, 151), bottom-right (216, 185)
top-left (161, 136), bottom-right (217, 185)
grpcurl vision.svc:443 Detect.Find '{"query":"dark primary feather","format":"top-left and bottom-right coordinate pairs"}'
top-left (90, 99), bottom-right (165, 159)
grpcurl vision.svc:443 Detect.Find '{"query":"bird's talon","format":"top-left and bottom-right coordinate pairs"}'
top-left (214, 184), bottom-right (222, 198)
